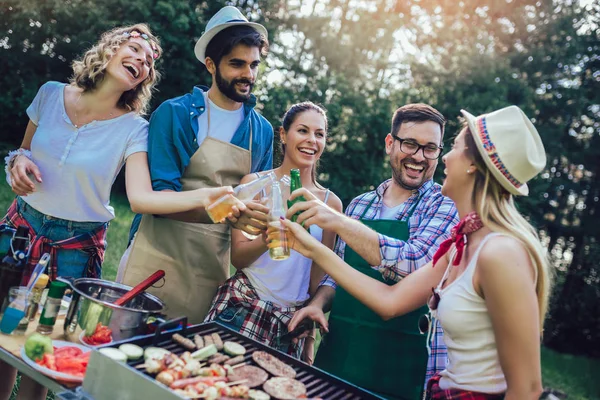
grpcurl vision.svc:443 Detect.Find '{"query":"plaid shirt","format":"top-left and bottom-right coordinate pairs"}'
top-left (2, 199), bottom-right (107, 283)
top-left (320, 179), bottom-right (458, 382)
top-left (205, 271), bottom-right (305, 358)
top-left (426, 374), bottom-right (505, 399)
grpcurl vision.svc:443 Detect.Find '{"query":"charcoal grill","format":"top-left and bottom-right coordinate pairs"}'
top-left (85, 317), bottom-right (384, 400)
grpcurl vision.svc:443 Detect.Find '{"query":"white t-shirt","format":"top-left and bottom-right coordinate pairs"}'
top-left (379, 202), bottom-right (403, 220)
top-left (195, 92), bottom-right (244, 144)
top-left (18, 81), bottom-right (148, 222)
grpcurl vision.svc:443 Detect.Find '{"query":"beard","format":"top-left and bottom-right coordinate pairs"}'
top-left (390, 157), bottom-right (433, 190)
top-left (215, 67), bottom-right (254, 103)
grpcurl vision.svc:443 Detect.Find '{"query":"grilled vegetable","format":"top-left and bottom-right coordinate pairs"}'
top-left (191, 344), bottom-right (217, 360)
top-left (248, 389), bottom-right (271, 400)
top-left (118, 344), bottom-right (143, 360)
top-left (99, 348), bottom-right (128, 363)
top-left (223, 341), bottom-right (246, 356)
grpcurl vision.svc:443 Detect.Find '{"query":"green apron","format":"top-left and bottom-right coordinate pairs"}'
top-left (315, 195), bottom-right (429, 400)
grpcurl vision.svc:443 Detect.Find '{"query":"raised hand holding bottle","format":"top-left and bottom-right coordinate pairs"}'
top-left (287, 169), bottom-right (307, 225)
top-left (267, 181), bottom-right (290, 261)
top-left (206, 172), bottom-right (276, 223)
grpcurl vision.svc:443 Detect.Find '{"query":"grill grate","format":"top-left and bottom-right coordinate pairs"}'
top-left (101, 319), bottom-right (383, 400)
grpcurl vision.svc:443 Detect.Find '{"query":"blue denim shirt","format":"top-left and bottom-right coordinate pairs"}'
top-left (129, 86), bottom-right (274, 240)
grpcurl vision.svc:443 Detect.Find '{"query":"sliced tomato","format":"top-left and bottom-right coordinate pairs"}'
top-left (59, 368), bottom-right (85, 377)
top-left (54, 346), bottom-right (83, 357)
top-left (41, 353), bottom-right (57, 371)
top-left (55, 357), bottom-right (86, 371)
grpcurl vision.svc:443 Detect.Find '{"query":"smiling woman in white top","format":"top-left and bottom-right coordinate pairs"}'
top-left (0, 24), bottom-right (233, 400)
top-left (275, 105), bottom-right (551, 399)
top-left (205, 102), bottom-right (343, 363)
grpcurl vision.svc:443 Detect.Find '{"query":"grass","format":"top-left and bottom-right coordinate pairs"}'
top-left (1, 168), bottom-right (598, 399)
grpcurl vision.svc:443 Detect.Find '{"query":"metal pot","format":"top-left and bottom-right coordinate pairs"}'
top-left (59, 277), bottom-right (165, 343)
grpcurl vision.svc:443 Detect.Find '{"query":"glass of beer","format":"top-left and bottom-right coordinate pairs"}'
top-left (206, 194), bottom-right (244, 223)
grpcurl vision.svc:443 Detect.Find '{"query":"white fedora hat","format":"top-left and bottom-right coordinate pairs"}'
top-left (461, 105), bottom-right (546, 196)
top-left (194, 6), bottom-right (268, 64)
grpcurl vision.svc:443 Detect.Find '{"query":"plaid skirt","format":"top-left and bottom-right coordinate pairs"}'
top-left (426, 374), bottom-right (505, 399)
top-left (205, 271), bottom-right (305, 358)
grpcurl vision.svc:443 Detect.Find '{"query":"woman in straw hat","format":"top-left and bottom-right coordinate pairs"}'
top-left (272, 105), bottom-right (551, 399)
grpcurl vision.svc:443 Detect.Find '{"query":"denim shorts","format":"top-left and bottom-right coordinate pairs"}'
top-left (0, 197), bottom-right (106, 278)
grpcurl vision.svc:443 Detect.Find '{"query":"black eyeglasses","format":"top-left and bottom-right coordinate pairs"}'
top-left (392, 135), bottom-right (443, 160)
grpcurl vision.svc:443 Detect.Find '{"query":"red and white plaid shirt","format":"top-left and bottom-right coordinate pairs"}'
top-left (2, 199), bottom-right (107, 284)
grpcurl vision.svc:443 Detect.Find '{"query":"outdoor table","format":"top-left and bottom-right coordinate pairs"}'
top-left (0, 315), bottom-right (88, 398)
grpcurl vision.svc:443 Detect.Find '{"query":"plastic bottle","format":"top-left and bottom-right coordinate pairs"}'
top-left (37, 280), bottom-right (68, 335)
top-left (268, 181), bottom-right (291, 261)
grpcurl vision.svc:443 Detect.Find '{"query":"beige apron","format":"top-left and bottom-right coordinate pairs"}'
top-left (122, 108), bottom-right (252, 323)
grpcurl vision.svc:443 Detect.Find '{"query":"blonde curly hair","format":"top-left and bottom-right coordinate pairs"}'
top-left (70, 23), bottom-right (162, 115)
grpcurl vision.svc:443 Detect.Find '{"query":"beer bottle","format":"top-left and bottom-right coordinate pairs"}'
top-left (268, 181), bottom-right (290, 261)
top-left (0, 225), bottom-right (30, 310)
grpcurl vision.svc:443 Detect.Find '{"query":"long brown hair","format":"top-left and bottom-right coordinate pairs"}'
top-left (280, 102), bottom-right (328, 189)
top-left (463, 126), bottom-right (551, 331)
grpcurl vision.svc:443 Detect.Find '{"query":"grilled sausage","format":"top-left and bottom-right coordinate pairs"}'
top-left (224, 355), bottom-right (246, 366)
top-left (172, 333), bottom-right (196, 350)
top-left (209, 354), bottom-right (230, 364)
top-left (211, 332), bottom-right (224, 350)
top-left (193, 334), bottom-right (204, 349)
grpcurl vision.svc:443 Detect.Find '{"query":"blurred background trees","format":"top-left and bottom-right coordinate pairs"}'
top-left (0, 0), bottom-right (598, 358)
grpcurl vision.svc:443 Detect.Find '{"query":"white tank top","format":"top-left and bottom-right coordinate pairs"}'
top-left (435, 233), bottom-right (507, 394)
top-left (243, 190), bottom-right (329, 307)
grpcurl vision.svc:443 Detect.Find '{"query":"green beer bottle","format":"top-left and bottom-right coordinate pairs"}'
top-left (287, 169), bottom-right (307, 224)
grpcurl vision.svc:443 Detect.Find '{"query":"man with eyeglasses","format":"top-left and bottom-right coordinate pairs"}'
top-left (286, 103), bottom-right (458, 399)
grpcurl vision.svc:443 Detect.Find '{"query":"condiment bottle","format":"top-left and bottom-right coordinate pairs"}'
top-left (26, 273), bottom-right (49, 321)
top-left (37, 280), bottom-right (68, 335)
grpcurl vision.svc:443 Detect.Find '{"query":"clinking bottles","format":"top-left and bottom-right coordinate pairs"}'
top-left (287, 169), bottom-right (307, 223)
top-left (268, 181), bottom-right (291, 261)
top-left (207, 172), bottom-right (277, 223)
top-left (0, 225), bottom-right (30, 310)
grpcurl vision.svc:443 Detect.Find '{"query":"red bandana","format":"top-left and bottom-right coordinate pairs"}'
top-left (433, 211), bottom-right (483, 267)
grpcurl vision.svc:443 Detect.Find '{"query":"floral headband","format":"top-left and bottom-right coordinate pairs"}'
top-left (123, 30), bottom-right (159, 59)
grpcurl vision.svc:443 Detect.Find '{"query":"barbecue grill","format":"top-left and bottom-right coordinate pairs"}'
top-left (76, 317), bottom-right (384, 400)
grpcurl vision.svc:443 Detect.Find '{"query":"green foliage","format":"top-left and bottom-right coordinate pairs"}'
top-left (1, 0), bottom-right (599, 362)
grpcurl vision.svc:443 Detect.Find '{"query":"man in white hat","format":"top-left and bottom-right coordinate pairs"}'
top-left (119, 6), bottom-right (274, 323)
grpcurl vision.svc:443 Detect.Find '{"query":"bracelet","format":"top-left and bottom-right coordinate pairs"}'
top-left (4, 148), bottom-right (32, 171)
top-left (4, 149), bottom-right (32, 180)
top-left (305, 334), bottom-right (316, 341)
